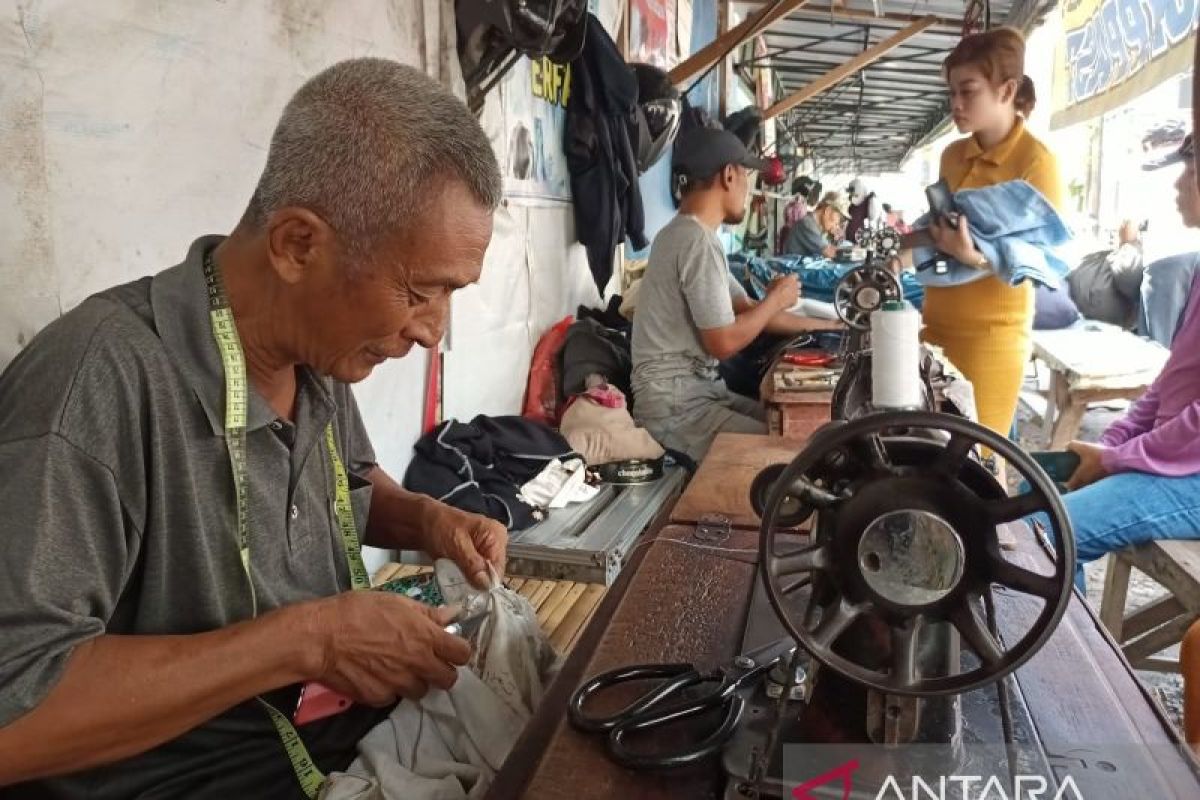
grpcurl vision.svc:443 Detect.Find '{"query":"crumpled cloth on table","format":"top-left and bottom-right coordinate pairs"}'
top-left (319, 570), bottom-right (561, 800)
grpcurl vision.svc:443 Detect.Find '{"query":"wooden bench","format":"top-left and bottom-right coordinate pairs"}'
top-left (1030, 326), bottom-right (1168, 449)
top-left (373, 563), bottom-right (607, 655)
top-left (1099, 539), bottom-right (1200, 673)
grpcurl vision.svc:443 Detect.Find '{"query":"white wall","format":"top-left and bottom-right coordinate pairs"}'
top-left (0, 0), bottom-right (599, 570)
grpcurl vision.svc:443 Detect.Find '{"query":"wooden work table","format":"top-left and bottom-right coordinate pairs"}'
top-left (671, 432), bottom-right (805, 529)
top-left (489, 435), bottom-right (1200, 799)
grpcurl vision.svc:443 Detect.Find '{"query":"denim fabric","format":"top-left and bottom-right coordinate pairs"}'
top-left (1030, 470), bottom-right (1200, 591)
top-left (912, 180), bottom-right (1072, 290)
top-left (727, 253), bottom-right (926, 309)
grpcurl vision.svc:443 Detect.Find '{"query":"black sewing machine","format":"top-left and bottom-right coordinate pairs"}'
top-left (829, 226), bottom-right (939, 421)
top-left (569, 410), bottom-right (1082, 797)
top-left (725, 410), bottom-right (1077, 798)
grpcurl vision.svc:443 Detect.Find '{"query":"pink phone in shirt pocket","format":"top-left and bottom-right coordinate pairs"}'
top-left (293, 682), bottom-right (353, 726)
top-left (292, 605), bottom-right (489, 725)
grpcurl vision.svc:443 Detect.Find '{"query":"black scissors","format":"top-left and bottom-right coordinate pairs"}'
top-left (567, 637), bottom-right (796, 770)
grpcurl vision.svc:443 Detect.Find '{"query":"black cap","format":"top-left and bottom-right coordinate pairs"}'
top-left (671, 126), bottom-right (767, 179)
top-left (1143, 133), bottom-right (1194, 171)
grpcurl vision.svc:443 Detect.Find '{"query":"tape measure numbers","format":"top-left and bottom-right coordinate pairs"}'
top-left (203, 248), bottom-right (370, 798)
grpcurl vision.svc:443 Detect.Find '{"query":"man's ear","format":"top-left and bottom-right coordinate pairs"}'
top-left (722, 164), bottom-right (737, 189)
top-left (265, 207), bottom-right (337, 285)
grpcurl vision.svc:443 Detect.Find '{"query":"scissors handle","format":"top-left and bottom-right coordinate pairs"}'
top-left (609, 692), bottom-right (746, 770)
top-left (568, 663), bottom-right (701, 734)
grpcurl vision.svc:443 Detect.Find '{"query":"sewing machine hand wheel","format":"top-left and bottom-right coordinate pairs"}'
top-left (833, 265), bottom-right (902, 331)
top-left (755, 411), bottom-right (1075, 696)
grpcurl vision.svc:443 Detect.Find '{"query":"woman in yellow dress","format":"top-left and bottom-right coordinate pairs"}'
top-left (921, 27), bottom-right (1064, 438)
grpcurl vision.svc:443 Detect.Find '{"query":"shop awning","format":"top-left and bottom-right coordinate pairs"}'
top-left (732, 0), bottom-right (1059, 173)
top-left (1050, 0), bottom-right (1199, 130)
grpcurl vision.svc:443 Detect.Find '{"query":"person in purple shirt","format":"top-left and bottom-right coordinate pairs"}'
top-left (1045, 133), bottom-right (1200, 589)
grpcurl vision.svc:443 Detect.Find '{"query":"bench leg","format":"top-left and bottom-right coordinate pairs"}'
top-left (1099, 553), bottom-right (1133, 641)
top-left (1125, 614), bottom-right (1199, 666)
top-left (1040, 371), bottom-right (1062, 444)
top-left (1048, 397), bottom-right (1087, 450)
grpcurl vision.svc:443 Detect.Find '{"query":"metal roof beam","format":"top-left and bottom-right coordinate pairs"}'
top-left (669, 0), bottom-right (812, 85)
top-left (738, 1), bottom-right (961, 28)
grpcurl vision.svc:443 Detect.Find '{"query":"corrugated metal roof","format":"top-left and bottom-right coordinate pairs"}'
top-left (733, 0), bottom-right (1059, 173)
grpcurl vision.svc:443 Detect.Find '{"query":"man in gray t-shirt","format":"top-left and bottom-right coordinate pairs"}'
top-left (632, 127), bottom-right (828, 459)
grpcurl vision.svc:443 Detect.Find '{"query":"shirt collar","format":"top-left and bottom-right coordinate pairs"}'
top-left (151, 236), bottom-right (336, 436)
top-left (962, 117), bottom-right (1026, 167)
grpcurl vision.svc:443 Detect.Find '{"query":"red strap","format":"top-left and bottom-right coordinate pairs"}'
top-left (423, 343), bottom-right (440, 434)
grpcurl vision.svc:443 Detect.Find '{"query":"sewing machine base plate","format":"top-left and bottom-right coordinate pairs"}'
top-left (721, 583), bottom-right (1056, 799)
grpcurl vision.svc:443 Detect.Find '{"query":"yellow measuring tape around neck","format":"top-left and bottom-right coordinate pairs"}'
top-left (202, 248), bottom-right (370, 798)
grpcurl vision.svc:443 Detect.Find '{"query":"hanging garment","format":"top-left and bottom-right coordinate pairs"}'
top-left (565, 12), bottom-right (647, 292)
top-left (403, 416), bottom-right (576, 530)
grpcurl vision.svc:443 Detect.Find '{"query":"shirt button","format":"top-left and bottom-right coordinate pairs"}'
top-left (290, 504), bottom-right (299, 520)
top-left (269, 420), bottom-right (283, 431)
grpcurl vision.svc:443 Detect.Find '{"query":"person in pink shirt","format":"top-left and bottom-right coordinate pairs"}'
top-left (1040, 133), bottom-right (1200, 588)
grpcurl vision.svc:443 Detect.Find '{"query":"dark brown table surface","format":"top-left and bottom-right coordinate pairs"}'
top-left (490, 521), bottom-right (1200, 799)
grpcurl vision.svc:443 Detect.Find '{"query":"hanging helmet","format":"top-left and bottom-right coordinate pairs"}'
top-left (760, 156), bottom-right (786, 186)
top-left (793, 175), bottom-right (823, 205)
top-left (722, 106), bottom-right (764, 150)
top-left (456, 0), bottom-right (588, 64)
top-left (631, 63), bottom-right (682, 173)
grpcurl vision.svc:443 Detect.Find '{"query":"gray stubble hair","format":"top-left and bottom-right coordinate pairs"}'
top-left (247, 58), bottom-right (502, 260)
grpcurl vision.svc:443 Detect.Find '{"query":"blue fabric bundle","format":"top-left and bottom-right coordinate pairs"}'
top-left (728, 253), bottom-right (925, 310)
top-left (911, 180), bottom-right (1072, 290)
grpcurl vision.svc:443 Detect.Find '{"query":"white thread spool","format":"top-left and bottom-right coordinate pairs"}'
top-left (870, 300), bottom-right (922, 409)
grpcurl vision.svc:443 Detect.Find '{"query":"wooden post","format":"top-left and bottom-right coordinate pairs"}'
top-left (718, 0), bottom-right (730, 119)
top-left (763, 16), bottom-right (938, 119)
top-left (621, 0), bottom-right (631, 59)
top-left (668, 0), bottom-right (811, 86)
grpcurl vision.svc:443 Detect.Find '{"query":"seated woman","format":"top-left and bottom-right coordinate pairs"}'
top-left (1049, 259), bottom-right (1200, 589)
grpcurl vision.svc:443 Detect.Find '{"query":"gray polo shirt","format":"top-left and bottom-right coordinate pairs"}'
top-left (0, 236), bottom-right (388, 799)
top-left (782, 212), bottom-right (829, 257)
top-left (631, 214), bottom-right (746, 386)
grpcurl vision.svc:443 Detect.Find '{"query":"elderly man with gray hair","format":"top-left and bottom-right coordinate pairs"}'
top-left (0, 59), bottom-right (505, 798)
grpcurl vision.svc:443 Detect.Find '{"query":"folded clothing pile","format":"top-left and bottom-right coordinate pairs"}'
top-left (404, 416), bottom-right (577, 530)
top-left (559, 381), bottom-right (664, 466)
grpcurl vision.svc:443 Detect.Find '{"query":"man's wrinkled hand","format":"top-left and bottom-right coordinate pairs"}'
top-left (1065, 441), bottom-right (1109, 491)
top-left (420, 503), bottom-right (508, 588)
top-left (307, 592), bottom-right (470, 705)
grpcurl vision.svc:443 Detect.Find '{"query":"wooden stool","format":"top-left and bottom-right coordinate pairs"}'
top-left (1098, 539), bottom-right (1200, 673)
